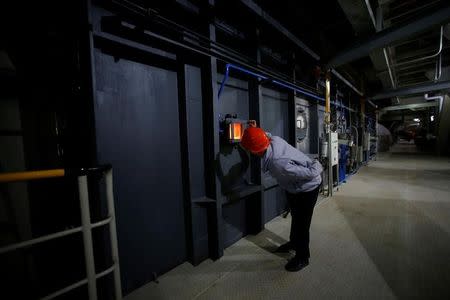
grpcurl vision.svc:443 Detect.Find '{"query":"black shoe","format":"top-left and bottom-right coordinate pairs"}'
top-left (275, 242), bottom-right (293, 253)
top-left (285, 256), bottom-right (309, 272)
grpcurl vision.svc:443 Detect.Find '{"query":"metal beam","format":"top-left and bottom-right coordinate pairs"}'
top-left (371, 80), bottom-right (450, 100)
top-left (380, 102), bottom-right (439, 112)
top-left (327, 4), bottom-right (450, 68)
top-left (240, 0), bottom-right (320, 60)
top-left (240, 0), bottom-right (365, 96)
top-left (331, 69), bottom-right (363, 96)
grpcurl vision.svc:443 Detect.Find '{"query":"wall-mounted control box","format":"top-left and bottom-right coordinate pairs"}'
top-left (331, 132), bottom-right (339, 166)
top-left (363, 133), bottom-right (371, 151)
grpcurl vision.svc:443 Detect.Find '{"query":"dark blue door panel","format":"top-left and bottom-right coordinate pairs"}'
top-left (94, 50), bottom-right (186, 294)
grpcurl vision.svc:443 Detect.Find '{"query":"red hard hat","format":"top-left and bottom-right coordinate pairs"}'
top-left (240, 127), bottom-right (270, 154)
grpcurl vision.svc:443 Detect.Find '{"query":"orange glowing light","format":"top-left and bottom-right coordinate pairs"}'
top-left (228, 122), bottom-right (243, 142)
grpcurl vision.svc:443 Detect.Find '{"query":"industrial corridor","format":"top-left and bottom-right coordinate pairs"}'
top-left (2, 1), bottom-right (450, 299)
top-left (127, 145), bottom-right (450, 300)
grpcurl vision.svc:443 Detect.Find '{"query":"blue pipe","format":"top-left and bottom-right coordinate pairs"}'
top-left (330, 98), bottom-right (355, 112)
top-left (227, 64), bottom-right (268, 80)
top-left (217, 64), bottom-right (230, 99)
top-left (218, 64), bottom-right (268, 98)
top-left (217, 63), bottom-right (324, 102)
top-left (217, 64), bottom-right (363, 115)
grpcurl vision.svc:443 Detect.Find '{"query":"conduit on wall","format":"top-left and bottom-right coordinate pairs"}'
top-left (218, 63), bottom-right (358, 113)
top-left (218, 63), bottom-right (324, 101)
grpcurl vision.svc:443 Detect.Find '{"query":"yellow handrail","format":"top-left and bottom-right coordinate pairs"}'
top-left (0, 169), bottom-right (65, 183)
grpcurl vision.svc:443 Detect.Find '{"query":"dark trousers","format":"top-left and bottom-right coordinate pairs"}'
top-left (286, 185), bottom-right (320, 260)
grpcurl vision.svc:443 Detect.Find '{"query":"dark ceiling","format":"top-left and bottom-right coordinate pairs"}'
top-left (254, 0), bottom-right (356, 59)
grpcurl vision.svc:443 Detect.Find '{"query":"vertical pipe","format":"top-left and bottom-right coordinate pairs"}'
top-left (351, 125), bottom-right (359, 169)
top-left (328, 130), bottom-right (333, 197)
top-left (325, 72), bottom-right (331, 123)
top-left (105, 170), bottom-right (123, 300)
top-left (325, 71), bottom-right (333, 196)
top-left (360, 98), bottom-right (366, 126)
top-left (375, 110), bottom-right (379, 160)
top-left (360, 98), bottom-right (366, 163)
top-left (217, 64), bottom-right (230, 98)
top-left (78, 175), bottom-right (97, 300)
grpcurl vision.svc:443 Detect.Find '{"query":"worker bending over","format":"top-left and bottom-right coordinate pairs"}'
top-left (240, 123), bottom-right (322, 272)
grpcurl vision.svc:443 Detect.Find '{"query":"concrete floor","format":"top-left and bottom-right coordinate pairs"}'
top-left (126, 144), bottom-right (450, 300)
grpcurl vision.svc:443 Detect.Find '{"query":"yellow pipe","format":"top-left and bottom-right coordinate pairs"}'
top-left (0, 169), bottom-right (65, 183)
top-left (325, 71), bottom-right (331, 123)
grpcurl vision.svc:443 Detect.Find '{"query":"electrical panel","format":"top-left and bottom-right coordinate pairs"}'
top-left (331, 132), bottom-right (338, 166)
top-left (296, 105), bottom-right (308, 143)
top-left (358, 146), bottom-right (364, 163)
top-left (363, 133), bottom-right (371, 150)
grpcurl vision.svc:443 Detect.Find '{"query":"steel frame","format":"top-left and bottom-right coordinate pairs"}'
top-left (327, 4), bottom-right (450, 68)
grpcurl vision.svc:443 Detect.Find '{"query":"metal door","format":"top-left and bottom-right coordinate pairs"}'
top-left (94, 50), bottom-right (186, 294)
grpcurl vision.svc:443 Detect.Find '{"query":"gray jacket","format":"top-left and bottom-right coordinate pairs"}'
top-left (263, 136), bottom-right (323, 193)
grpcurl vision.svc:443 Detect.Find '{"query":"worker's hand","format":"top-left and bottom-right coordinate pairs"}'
top-left (248, 120), bottom-right (257, 127)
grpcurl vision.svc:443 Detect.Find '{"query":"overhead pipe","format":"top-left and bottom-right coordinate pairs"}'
top-left (121, 0), bottom-right (365, 106)
top-left (383, 48), bottom-right (397, 89)
top-left (270, 80), bottom-right (325, 101)
top-left (365, 0), bottom-right (398, 103)
top-left (239, 0), bottom-right (320, 60)
top-left (218, 64), bottom-right (363, 116)
top-left (379, 60), bottom-right (437, 74)
top-left (391, 26), bottom-right (443, 68)
top-left (109, 2), bottom-right (324, 97)
top-left (394, 45), bottom-right (443, 62)
top-left (239, 0), bottom-right (364, 97)
top-left (365, 1), bottom-right (441, 111)
top-left (371, 80), bottom-right (450, 100)
top-left (424, 93), bottom-right (443, 112)
top-left (384, 0), bottom-right (443, 23)
top-left (435, 52), bottom-right (442, 81)
top-left (367, 99), bottom-right (378, 108)
top-left (218, 63), bottom-right (324, 101)
top-left (331, 69), bottom-right (363, 96)
top-left (327, 4), bottom-right (450, 68)
top-left (380, 101), bottom-right (439, 112)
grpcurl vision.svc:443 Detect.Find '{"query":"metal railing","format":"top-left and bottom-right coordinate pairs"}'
top-left (0, 166), bottom-right (122, 300)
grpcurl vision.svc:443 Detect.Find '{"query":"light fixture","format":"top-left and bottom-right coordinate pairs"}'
top-left (228, 122), bottom-right (243, 143)
top-left (430, 115), bottom-right (435, 122)
top-left (221, 114), bottom-right (246, 144)
top-left (413, 118), bottom-right (420, 122)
